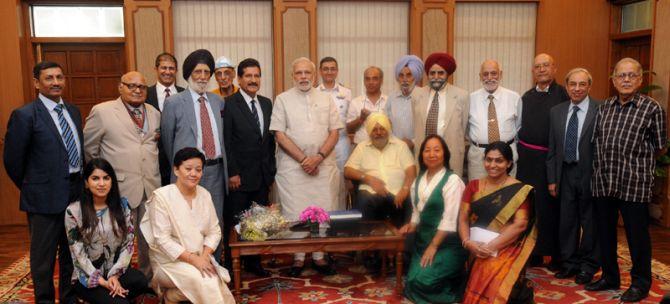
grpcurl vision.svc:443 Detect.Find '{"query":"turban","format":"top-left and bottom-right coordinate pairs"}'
top-left (395, 55), bottom-right (424, 85)
top-left (424, 52), bottom-right (457, 75)
top-left (182, 49), bottom-right (215, 80)
top-left (365, 112), bottom-right (392, 135)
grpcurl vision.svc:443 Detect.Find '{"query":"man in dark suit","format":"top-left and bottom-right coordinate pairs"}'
top-left (146, 52), bottom-right (185, 186)
top-left (4, 61), bottom-right (82, 304)
top-left (222, 58), bottom-right (275, 276)
top-left (546, 68), bottom-right (599, 285)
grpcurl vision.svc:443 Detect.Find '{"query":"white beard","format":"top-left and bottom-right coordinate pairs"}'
top-left (188, 77), bottom-right (209, 94)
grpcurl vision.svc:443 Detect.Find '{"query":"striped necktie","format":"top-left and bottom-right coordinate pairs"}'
top-left (250, 99), bottom-right (262, 135)
top-left (54, 104), bottom-right (80, 169)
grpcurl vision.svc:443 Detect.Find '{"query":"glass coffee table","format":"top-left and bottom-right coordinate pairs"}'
top-left (229, 220), bottom-right (405, 299)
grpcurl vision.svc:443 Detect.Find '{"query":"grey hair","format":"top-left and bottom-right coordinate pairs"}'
top-left (364, 66), bottom-right (384, 79)
top-left (291, 57), bottom-right (315, 72)
top-left (613, 57), bottom-right (642, 76)
top-left (565, 68), bottom-right (592, 85)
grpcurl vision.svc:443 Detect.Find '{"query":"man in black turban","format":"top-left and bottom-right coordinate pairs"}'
top-left (159, 49), bottom-right (229, 264)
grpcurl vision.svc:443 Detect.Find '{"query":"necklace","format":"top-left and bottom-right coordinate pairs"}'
top-left (484, 175), bottom-right (508, 192)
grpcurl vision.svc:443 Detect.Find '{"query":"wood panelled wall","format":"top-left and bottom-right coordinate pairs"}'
top-left (0, 0), bottom-right (26, 225)
top-left (0, 0), bottom-right (662, 225)
top-left (535, 0), bottom-right (611, 100)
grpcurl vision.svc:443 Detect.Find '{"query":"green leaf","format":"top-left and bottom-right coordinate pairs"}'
top-left (640, 84), bottom-right (663, 94)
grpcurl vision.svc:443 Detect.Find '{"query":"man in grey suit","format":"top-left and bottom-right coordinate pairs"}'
top-left (546, 68), bottom-right (599, 285)
top-left (160, 49), bottom-right (228, 261)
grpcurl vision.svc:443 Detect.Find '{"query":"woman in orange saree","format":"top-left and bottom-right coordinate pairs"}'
top-left (458, 141), bottom-right (537, 304)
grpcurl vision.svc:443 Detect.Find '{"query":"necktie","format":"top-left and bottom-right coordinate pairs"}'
top-left (564, 106), bottom-right (579, 163)
top-left (250, 99), bottom-right (261, 134)
top-left (131, 108), bottom-right (144, 130)
top-left (487, 94), bottom-right (500, 143)
top-left (425, 91), bottom-right (439, 136)
top-left (54, 104), bottom-right (80, 169)
top-left (164, 87), bottom-right (171, 99)
top-left (198, 96), bottom-right (216, 159)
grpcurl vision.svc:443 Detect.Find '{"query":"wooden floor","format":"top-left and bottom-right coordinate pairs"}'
top-left (1, 224), bottom-right (670, 270)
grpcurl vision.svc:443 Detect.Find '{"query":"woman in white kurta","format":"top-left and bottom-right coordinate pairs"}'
top-left (141, 147), bottom-right (234, 304)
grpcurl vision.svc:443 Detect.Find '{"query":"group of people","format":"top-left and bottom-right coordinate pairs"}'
top-left (3, 44), bottom-right (664, 304)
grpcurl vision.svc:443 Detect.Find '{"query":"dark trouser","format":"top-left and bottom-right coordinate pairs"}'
top-left (29, 174), bottom-right (80, 304)
top-left (355, 190), bottom-right (410, 228)
top-left (594, 197), bottom-right (651, 292)
top-left (223, 186), bottom-right (270, 271)
top-left (73, 268), bottom-right (148, 304)
top-left (517, 145), bottom-right (560, 262)
top-left (558, 163), bottom-right (599, 274)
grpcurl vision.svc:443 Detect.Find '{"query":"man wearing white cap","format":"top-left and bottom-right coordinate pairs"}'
top-left (211, 56), bottom-right (238, 98)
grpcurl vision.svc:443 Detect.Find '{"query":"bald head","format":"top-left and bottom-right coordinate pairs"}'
top-left (533, 53), bottom-right (557, 87)
top-left (364, 66), bottom-right (383, 95)
top-left (119, 71), bottom-right (147, 107)
top-left (479, 59), bottom-right (501, 93)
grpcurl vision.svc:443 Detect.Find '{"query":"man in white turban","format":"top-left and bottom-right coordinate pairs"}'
top-left (386, 55), bottom-right (424, 151)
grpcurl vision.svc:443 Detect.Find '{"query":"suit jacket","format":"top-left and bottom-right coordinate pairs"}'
top-left (146, 84), bottom-right (185, 112)
top-left (147, 84), bottom-right (184, 186)
top-left (3, 99), bottom-right (84, 214)
top-left (83, 98), bottom-right (161, 208)
top-left (160, 89), bottom-right (229, 187)
top-left (546, 97), bottom-right (600, 192)
top-left (223, 91), bottom-right (276, 192)
top-left (412, 84), bottom-right (470, 176)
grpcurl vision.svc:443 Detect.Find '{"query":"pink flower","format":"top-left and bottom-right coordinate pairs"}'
top-left (299, 205), bottom-right (330, 224)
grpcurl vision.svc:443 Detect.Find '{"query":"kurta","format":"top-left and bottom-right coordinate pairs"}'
top-left (517, 81), bottom-right (568, 256)
top-left (141, 184), bottom-right (234, 304)
top-left (404, 169), bottom-right (468, 304)
top-left (270, 87), bottom-right (344, 220)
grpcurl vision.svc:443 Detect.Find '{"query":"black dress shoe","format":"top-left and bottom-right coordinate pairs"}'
top-left (585, 278), bottom-right (619, 291)
top-left (246, 263), bottom-right (271, 277)
top-left (287, 266), bottom-right (304, 277)
top-left (574, 271), bottom-right (594, 285)
top-left (620, 286), bottom-right (648, 302)
top-left (554, 268), bottom-right (579, 279)
top-left (313, 262), bottom-right (336, 275)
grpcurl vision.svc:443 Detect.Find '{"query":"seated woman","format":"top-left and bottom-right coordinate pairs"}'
top-left (400, 135), bottom-right (468, 304)
top-left (458, 141), bottom-right (536, 304)
top-left (65, 158), bottom-right (148, 304)
top-left (141, 147), bottom-right (234, 304)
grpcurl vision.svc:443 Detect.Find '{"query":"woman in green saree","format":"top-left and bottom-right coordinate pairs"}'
top-left (400, 135), bottom-right (468, 304)
top-left (458, 141), bottom-right (536, 304)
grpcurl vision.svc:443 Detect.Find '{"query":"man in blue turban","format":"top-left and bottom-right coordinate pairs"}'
top-left (385, 55), bottom-right (424, 151)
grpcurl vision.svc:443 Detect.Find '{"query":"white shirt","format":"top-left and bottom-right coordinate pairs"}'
top-left (410, 168), bottom-right (465, 232)
top-left (189, 89), bottom-right (222, 159)
top-left (426, 85), bottom-right (453, 134)
top-left (346, 93), bottom-right (388, 144)
top-left (39, 93), bottom-right (82, 173)
top-left (319, 83), bottom-right (352, 138)
top-left (467, 86), bottom-right (522, 144)
top-left (156, 82), bottom-right (177, 112)
top-left (239, 89), bottom-right (265, 135)
top-left (564, 96), bottom-right (590, 161)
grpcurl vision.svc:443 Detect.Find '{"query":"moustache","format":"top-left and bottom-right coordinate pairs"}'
top-left (50, 86), bottom-right (63, 90)
top-left (247, 83), bottom-right (259, 87)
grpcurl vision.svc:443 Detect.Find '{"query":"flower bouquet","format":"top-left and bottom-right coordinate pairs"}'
top-left (299, 205), bottom-right (330, 235)
top-left (239, 203), bottom-right (289, 241)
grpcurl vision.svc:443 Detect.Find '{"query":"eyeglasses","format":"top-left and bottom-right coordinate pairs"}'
top-left (121, 82), bottom-right (148, 91)
top-left (613, 72), bottom-right (640, 81)
top-left (321, 67), bottom-right (338, 72)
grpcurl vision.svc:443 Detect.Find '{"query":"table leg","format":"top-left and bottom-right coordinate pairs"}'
top-left (395, 250), bottom-right (403, 294)
top-left (381, 252), bottom-right (387, 279)
top-left (233, 256), bottom-right (241, 300)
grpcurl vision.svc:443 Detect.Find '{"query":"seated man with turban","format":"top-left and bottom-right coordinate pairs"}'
top-left (344, 113), bottom-right (416, 227)
top-left (386, 55), bottom-right (424, 151)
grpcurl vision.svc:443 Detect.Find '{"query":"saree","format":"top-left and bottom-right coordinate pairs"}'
top-left (140, 184), bottom-right (235, 304)
top-left (404, 170), bottom-right (468, 304)
top-left (462, 182), bottom-right (536, 304)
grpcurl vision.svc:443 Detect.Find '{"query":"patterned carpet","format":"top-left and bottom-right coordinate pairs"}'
top-left (1, 245), bottom-right (669, 303)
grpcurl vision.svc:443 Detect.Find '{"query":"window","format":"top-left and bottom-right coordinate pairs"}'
top-left (621, 0), bottom-right (653, 33)
top-left (31, 6), bottom-right (124, 37)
